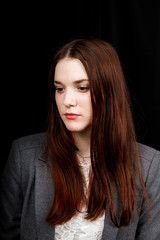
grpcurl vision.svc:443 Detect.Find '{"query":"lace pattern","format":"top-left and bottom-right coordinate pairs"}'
top-left (55, 163), bottom-right (105, 239)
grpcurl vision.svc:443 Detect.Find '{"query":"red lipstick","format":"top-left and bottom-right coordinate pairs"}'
top-left (64, 113), bottom-right (79, 119)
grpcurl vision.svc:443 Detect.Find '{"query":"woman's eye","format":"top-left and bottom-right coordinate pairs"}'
top-left (78, 86), bottom-right (89, 92)
top-left (55, 87), bottom-right (64, 93)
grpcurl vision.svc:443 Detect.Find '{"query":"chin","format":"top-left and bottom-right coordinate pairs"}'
top-left (65, 124), bottom-right (91, 135)
top-left (65, 127), bottom-right (83, 132)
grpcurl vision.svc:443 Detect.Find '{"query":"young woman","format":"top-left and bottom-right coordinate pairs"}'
top-left (1, 38), bottom-right (160, 240)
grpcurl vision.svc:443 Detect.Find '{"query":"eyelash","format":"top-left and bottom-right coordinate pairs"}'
top-left (78, 86), bottom-right (89, 92)
top-left (55, 87), bottom-right (64, 93)
top-left (55, 86), bottom-right (89, 93)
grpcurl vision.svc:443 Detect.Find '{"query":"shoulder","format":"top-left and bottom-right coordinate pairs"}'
top-left (137, 142), bottom-right (159, 161)
top-left (137, 142), bottom-right (160, 183)
top-left (13, 132), bottom-right (46, 151)
top-left (5, 133), bottom-right (47, 192)
top-left (6, 133), bottom-right (46, 177)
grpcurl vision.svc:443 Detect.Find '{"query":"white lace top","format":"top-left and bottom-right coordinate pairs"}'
top-left (55, 163), bottom-right (105, 240)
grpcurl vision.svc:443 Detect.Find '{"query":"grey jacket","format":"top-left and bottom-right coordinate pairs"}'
top-left (0, 133), bottom-right (160, 240)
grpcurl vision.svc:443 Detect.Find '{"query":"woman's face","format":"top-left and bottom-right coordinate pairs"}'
top-left (54, 58), bottom-right (92, 135)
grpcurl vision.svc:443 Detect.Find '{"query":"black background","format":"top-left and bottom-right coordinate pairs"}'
top-left (1, 0), bottom-right (160, 173)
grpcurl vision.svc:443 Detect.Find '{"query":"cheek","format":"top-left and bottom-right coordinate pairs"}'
top-left (55, 94), bottom-right (62, 112)
top-left (86, 94), bottom-right (92, 109)
top-left (81, 95), bottom-right (92, 116)
top-left (88, 97), bottom-right (93, 119)
top-left (55, 94), bottom-right (58, 105)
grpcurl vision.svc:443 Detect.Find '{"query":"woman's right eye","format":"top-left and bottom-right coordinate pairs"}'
top-left (55, 87), bottom-right (64, 93)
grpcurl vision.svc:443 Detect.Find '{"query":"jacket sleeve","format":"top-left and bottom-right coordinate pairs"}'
top-left (136, 150), bottom-right (160, 240)
top-left (0, 140), bottom-right (22, 240)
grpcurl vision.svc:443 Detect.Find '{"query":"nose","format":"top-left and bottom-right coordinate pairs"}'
top-left (63, 89), bottom-right (77, 107)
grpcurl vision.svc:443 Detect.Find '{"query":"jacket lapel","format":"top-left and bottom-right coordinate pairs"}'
top-left (35, 153), bottom-right (55, 240)
top-left (101, 211), bottom-right (119, 239)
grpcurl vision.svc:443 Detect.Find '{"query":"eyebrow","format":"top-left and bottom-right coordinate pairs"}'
top-left (54, 79), bottom-right (89, 85)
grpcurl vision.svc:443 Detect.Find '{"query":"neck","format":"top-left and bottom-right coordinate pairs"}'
top-left (72, 131), bottom-right (91, 157)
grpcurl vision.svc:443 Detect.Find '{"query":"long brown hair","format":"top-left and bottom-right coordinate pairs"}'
top-left (45, 38), bottom-right (149, 227)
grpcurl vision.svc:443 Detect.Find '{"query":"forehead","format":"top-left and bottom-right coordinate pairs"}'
top-left (54, 58), bottom-right (88, 82)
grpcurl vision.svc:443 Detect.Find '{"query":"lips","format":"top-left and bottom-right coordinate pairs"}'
top-left (64, 113), bottom-right (79, 119)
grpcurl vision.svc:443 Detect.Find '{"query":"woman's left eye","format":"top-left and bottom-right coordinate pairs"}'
top-left (78, 86), bottom-right (89, 92)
